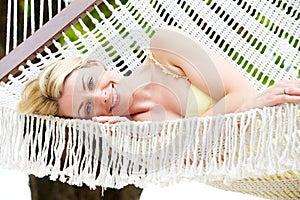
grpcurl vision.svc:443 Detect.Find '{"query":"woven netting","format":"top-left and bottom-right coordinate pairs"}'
top-left (0, 0), bottom-right (299, 199)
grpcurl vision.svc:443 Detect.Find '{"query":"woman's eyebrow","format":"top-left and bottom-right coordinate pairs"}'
top-left (78, 73), bottom-right (86, 117)
top-left (78, 102), bottom-right (84, 117)
top-left (81, 74), bottom-right (86, 91)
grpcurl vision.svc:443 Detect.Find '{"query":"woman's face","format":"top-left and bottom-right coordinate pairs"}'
top-left (58, 60), bottom-right (131, 119)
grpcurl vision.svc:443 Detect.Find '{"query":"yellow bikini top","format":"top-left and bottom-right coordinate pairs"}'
top-left (148, 52), bottom-right (215, 117)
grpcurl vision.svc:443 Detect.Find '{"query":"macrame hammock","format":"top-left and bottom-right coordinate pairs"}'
top-left (0, 0), bottom-right (299, 199)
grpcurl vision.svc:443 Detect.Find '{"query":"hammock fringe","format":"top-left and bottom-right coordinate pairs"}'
top-left (0, 104), bottom-right (299, 191)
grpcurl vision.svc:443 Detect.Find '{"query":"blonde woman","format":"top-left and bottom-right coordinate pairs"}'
top-left (18, 26), bottom-right (300, 122)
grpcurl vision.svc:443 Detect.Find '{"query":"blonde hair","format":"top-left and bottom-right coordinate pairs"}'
top-left (17, 57), bottom-right (85, 116)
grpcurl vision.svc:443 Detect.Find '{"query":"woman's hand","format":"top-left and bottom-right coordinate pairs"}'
top-left (92, 116), bottom-right (130, 124)
top-left (236, 80), bottom-right (300, 113)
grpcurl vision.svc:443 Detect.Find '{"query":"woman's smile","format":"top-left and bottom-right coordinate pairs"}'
top-left (110, 83), bottom-right (119, 111)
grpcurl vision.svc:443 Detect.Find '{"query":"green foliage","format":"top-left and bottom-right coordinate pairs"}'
top-left (58, 0), bottom-right (128, 46)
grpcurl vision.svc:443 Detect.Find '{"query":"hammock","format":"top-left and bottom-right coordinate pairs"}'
top-left (0, 0), bottom-right (299, 199)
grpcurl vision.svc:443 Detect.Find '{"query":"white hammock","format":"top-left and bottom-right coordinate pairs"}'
top-left (0, 0), bottom-right (299, 199)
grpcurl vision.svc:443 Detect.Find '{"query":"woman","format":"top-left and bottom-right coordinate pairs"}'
top-left (17, 26), bottom-right (300, 122)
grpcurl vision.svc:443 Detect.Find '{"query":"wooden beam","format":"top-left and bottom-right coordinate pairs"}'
top-left (0, 0), bottom-right (102, 81)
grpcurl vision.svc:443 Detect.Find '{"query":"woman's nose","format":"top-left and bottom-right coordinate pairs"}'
top-left (94, 88), bottom-right (106, 103)
top-left (93, 88), bottom-right (109, 112)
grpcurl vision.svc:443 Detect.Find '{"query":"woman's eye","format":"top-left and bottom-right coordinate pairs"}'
top-left (85, 102), bottom-right (92, 115)
top-left (88, 77), bottom-right (94, 90)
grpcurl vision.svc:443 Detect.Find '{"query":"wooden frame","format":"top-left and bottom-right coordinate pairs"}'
top-left (0, 0), bottom-right (103, 82)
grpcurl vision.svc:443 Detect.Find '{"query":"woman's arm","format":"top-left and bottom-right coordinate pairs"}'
top-left (150, 26), bottom-right (257, 115)
top-left (235, 80), bottom-right (300, 113)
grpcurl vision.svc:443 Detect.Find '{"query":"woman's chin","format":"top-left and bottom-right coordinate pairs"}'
top-left (113, 85), bottom-right (133, 116)
top-left (112, 109), bottom-right (129, 117)
top-left (111, 101), bottom-right (130, 116)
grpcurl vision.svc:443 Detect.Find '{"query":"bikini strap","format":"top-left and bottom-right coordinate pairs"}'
top-left (148, 52), bottom-right (189, 80)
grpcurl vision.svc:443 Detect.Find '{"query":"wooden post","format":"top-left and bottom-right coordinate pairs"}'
top-left (0, 0), bottom-right (102, 81)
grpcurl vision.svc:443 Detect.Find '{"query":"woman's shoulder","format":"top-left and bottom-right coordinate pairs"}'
top-left (146, 50), bottom-right (187, 79)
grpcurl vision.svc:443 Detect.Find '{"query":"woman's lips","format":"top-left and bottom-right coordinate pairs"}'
top-left (110, 84), bottom-right (119, 111)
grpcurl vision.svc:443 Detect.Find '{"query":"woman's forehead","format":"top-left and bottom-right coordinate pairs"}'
top-left (71, 64), bottom-right (103, 80)
top-left (79, 64), bottom-right (103, 73)
top-left (84, 59), bottom-right (106, 68)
